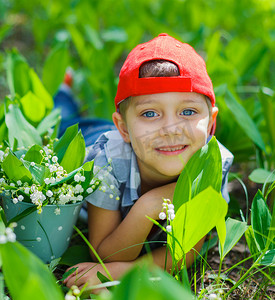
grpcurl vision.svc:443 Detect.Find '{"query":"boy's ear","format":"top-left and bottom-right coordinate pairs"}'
top-left (112, 112), bottom-right (131, 143)
top-left (208, 106), bottom-right (219, 135)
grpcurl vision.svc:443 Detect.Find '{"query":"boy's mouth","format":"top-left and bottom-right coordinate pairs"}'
top-left (155, 145), bottom-right (188, 155)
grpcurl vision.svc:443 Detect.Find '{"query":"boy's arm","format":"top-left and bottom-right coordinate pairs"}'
top-left (64, 236), bottom-right (205, 289)
top-left (88, 182), bottom-right (176, 261)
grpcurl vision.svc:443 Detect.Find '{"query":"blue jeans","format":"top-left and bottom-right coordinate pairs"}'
top-left (54, 86), bottom-right (115, 146)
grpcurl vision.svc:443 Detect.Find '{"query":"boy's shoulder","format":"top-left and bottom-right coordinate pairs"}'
top-left (85, 130), bottom-right (131, 161)
top-left (85, 130), bottom-right (138, 183)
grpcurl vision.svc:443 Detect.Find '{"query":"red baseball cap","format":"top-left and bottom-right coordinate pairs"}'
top-left (115, 33), bottom-right (215, 110)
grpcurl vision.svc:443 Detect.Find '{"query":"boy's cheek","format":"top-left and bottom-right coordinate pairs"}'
top-left (195, 118), bottom-right (210, 134)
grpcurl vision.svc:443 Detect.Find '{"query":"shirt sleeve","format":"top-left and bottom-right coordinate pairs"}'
top-left (218, 141), bottom-right (234, 203)
top-left (85, 167), bottom-right (121, 210)
top-left (85, 148), bottom-right (121, 210)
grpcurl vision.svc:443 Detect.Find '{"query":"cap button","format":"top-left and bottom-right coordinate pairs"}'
top-left (158, 33), bottom-right (169, 37)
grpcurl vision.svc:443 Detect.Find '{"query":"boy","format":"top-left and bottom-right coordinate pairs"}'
top-left (64, 33), bottom-right (233, 289)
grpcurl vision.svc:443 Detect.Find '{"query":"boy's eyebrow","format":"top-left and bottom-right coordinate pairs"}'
top-left (134, 97), bottom-right (203, 108)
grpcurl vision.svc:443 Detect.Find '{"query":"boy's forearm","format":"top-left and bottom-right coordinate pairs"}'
top-left (138, 236), bottom-right (206, 272)
top-left (94, 182), bottom-right (177, 261)
top-left (95, 199), bottom-right (154, 261)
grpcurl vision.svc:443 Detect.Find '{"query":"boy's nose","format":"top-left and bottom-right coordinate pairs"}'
top-left (159, 119), bottom-right (183, 137)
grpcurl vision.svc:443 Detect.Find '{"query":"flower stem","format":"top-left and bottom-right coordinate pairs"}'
top-left (73, 226), bottom-right (113, 281)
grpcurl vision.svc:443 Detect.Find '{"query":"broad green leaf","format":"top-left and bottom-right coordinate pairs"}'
top-left (238, 43), bottom-right (268, 82)
top-left (248, 168), bottom-right (275, 184)
top-left (258, 249), bottom-right (275, 266)
top-left (224, 90), bottom-right (266, 152)
top-left (60, 131), bottom-right (85, 173)
top-left (36, 108), bottom-right (61, 136)
top-left (81, 160), bottom-right (94, 190)
top-left (169, 187), bottom-right (228, 260)
top-left (2, 152), bottom-right (32, 184)
top-left (20, 91), bottom-right (46, 123)
top-left (42, 42), bottom-right (69, 96)
top-left (5, 103), bottom-right (42, 148)
top-left (245, 225), bottom-right (261, 257)
top-left (216, 217), bottom-right (226, 256)
top-left (110, 264), bottom-right (194, 300)
top-left (29, 68), bottom-right (53, 112)
top-left (53, 124), bottom-right (78, 162)
top-left (218, 217), bottom-right (248, 260)
top-left (267, 200), bottom-right (275, 250)
top-left (101, 27), bottom-right (128, 43)
top-left (0, 209), bottom-right (6, 233)
top-left (0, 242), bottom-right (64, 300)
top-left (7, 206), bottom-right (38, 225)
top-left (49, 167), bottom-right (82, 187)
top-left (173, 137), bottom-right (222, 212)
top-left (68, 25), bottom-right (90, 64)
top-left (251, 190), bottom-right (271, 251)
top-left (23, 161), bottom-right (51, 186)
top-left (23, 145), bottom-right (44, 164)
top-left (84, 25), bottom-right (104, 50)
top-left (6, 49), bottom-right (31, 96)
top-left (259, 90), bottom-right (275, 152)
top-left (0, 120), bottom-right (7, 144)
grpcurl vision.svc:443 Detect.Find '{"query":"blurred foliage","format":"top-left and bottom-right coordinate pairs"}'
top-left (0, 0), bottom-right (275, 167)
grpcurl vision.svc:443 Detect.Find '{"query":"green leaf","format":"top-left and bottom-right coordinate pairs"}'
top-left (245, 225), bottom-right (260, 257)
top-left (53, 124), bottom-right (78, 162)
top-left (218, 217), bottom-right (248, 260)
top-left (267, 200), bottom-right (275, 250)
top-left (0, 119), bottom-right (7, 145)
top-left (20, 91), bottom-right (46, 123)
top-left (259, 90), bottom-right (275, 153)
top-left (258, 249), bottom-right (275, 266)
top-left (61, 267), bottom-right (78, 282)
top-left (81, 160), bottom-right (94, 190)
top-left (97, 271), bottom-right (111, 284)
top-left (2, 152), bottom-right (32, 184)
top-left (23, 145), bottom-right (44, 164)
top-left (6, 49), bottom-right (31, 96)
top-left (5, 102), bottom-right (42, 148)
top-left (224, 90), bottom-right (266, 152)
top-left (23, 160), bottom-right (51, 186)
top-left (29, 68), bottom-right (53, 112)
top-left (0, 242), bottom-right (64, 300)
top-left (36, 108), bottom-right (61, 136)
top-left (84, 25), bottom-right (104, 50)
top-left (101, 27), bottom-right (128, 43)
top-left (60, 131), bottom-right (85, 173)
top-left (169, 187), bottom-right (228, 260)
top-left (7, 205), bottom-right (38, 225)
top-left (0, 208), bottom-right (7, 233)
top-left (251, 190), bottom-right (271, 251)
top-left (248, 168), bottom-right (275, 184)
top-left (173, 137), bottom-right (222, 212)
top-left (216, 217), bottom-right (227, 256)
top-left (110, 264), bottom-right (194, 300)
top-left (42, 42), bottom-right (69, 96)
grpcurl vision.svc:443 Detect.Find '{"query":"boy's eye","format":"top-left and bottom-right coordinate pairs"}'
top-left (142, 111), bottom-right (158, 118)
top-left (180, 109), bottom-right (195, 116)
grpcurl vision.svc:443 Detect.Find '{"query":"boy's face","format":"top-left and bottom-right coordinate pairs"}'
top-left (113, 92), bottom-right (218, 185)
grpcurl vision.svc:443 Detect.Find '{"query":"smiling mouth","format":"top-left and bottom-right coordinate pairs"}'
top-left (155, 145), bottom-right (188, 155)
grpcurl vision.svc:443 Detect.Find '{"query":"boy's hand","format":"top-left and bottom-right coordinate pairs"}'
top-left (63, 261), bottom-right (133, 292)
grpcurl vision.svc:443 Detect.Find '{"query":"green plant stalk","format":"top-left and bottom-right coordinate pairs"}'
top-left (223, 250), bottom-right (267, 298)
top-left (73, 226), bottom-right (113, 281)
